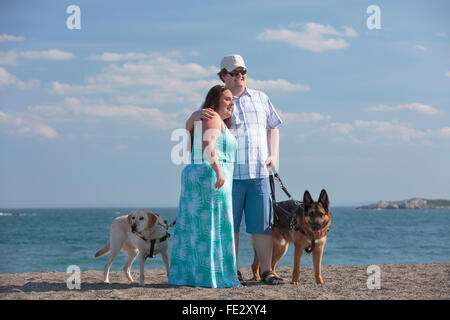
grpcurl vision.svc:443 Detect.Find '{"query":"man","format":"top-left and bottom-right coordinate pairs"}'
top-left (186, 54), bottom-right (283, 285)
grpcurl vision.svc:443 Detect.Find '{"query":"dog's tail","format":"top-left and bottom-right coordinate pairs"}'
top-left (94, 241), bottom-right (110, 258)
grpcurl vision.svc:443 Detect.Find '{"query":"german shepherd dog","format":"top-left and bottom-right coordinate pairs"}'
top-left (252, 189), bottom-right (332, 284)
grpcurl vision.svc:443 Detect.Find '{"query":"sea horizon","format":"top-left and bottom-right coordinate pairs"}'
top-left (2, 196), bottom-right (448, 210)
top-left (0, 204), bottom-right (361, 210)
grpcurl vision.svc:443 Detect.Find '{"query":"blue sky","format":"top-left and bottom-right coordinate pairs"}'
top-left (0, 0), bottom-right (449, 207)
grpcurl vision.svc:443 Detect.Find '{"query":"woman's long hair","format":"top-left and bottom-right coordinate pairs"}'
top-left (190, 85), bottom-right (232, 151)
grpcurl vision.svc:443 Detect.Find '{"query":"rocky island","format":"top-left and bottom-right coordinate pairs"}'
top-left (357, 198), bottom-right (450, 209)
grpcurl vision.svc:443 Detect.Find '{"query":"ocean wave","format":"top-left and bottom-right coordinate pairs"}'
top-left (0, 212), bottom-right (36, 217)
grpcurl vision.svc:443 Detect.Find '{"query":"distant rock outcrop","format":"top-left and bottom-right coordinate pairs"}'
top-left (357, 198), bottom-right (450, 209)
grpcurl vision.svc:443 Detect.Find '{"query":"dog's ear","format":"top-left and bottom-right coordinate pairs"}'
top-left (146, 212), bottom-right (157, 229)
top-left (127, 213), bottom-right (133, 225)
top-left (319, 189), bottom-right (329, 211)
top-left (303, 190), bottom-right (313, 208)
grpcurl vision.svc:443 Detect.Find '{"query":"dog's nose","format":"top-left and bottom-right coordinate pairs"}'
top-left (311, 223), bottom-right (321, 231)
top-left (131, 224), bottom-right (137, 232)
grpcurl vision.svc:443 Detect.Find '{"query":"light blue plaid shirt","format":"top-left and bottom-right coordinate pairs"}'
top-left (230, 88), bottom-right (282, 180)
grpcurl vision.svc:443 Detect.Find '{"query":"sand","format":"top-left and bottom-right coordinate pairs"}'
top-left (0, 263), bottom-right (448, 300)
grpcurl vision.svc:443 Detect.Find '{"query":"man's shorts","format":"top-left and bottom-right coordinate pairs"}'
top-left (232, 178), bottom-right (273, 234)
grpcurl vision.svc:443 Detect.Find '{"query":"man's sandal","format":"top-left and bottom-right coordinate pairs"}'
top-left (261, 271), bottom-right (284, 285)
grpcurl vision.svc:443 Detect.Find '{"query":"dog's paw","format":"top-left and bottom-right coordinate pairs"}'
top-left (314, 276), bottom-right (324, 284)
top-left (291, 280), bottom-right (300, 285)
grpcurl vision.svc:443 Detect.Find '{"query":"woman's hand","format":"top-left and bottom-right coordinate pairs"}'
top-left (214, 171), bottom-right (226, 189)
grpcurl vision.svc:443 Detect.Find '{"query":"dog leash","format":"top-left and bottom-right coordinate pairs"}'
top-left (165, 218), bottom-right (177, 228)
top-left (269, 165), bottom-right (294, 202)
top-left (269, 165), bottom-right (305, 232)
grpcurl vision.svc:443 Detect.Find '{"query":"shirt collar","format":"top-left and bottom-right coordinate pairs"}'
top-left (233, 87), bottom-right (252, 99)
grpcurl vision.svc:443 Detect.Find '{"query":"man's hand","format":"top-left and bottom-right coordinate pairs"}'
top-left (265, 156), bottom-right (277, 173)
top-left (193, 108), bottom-right (216, 121)
top-left (186, 108), bottom-right (217, 132)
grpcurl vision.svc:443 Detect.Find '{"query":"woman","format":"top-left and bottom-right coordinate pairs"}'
top-left (168, 85), bottom-right (241, 288)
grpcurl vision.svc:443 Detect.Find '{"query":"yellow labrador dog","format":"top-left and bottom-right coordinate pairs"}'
top-left (94, 210), bottom-right (171, 286)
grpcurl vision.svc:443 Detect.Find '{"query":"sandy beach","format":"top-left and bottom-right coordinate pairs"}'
top-left (0, 263), bottom-right (448, 300)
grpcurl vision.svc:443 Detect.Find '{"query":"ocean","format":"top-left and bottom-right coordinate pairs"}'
top-left (0, 207), bottom-right (449, 274)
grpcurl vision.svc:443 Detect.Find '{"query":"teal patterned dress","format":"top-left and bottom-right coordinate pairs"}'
top-left (168, 121), bottom-right (241, 288)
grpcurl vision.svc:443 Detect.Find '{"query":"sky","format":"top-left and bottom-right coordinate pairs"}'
top-left (0, 0), bottom-right (449, 208)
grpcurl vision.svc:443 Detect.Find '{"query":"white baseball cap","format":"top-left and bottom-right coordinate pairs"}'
top-left (220, 54), bottom-right (247, 72)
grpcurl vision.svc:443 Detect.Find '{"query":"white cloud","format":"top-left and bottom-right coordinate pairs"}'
top-left (439, 128), bottom-right (450, 139)
top-left (114, 145), bottom-right (129, 151)
top-left (48, 52), bottom-right (303, 106)
top-left (49, 81), bottom-right (115, 95)
top-left (319, 120), bottom-right (431, 144)
top-left (0, 50), bottom-right (321, 138)
top-left (21, 50), bottom-right (76, 60)
top-left (354, 120), bottom-right (426, 142)
top-left (0, 110), bottom-right (58, 139)
top-left (27, 97), bottom-right (183, 130)
top-left (414, 45), bottom-right (427, 51)
top-left (54, 55), bottom-right (219, 98)
top-left (0, 33), bottom-right (24, 42)
top-left (0, 67), bottom-right (17, 86)
top-left (88, 50), bottom-right (200, 62)
top-left (1, 93), bottom-right (184, 139)
top-left (89, 52), bottom-right (151, 61)
top-left (0, 111), bottom-right (11, 121)
top-left (325, 122), bottom-right (354, 135)
top-left (278, 110), bottom-right (330, 123)
top-left (366, 103), bottom-right (440, 115)
top-left (17, 124), bottom-right (58, 138)
top-left (247, 78), bottom-right (310, 92)
top-left (257, 22), bottom-right (357, 52)
top-left (445, 71), bottom-right (450, 78)
top-left (0, 67), bottom-right (40, 89)
top-left (0, 51), bottom-right (19, 65)
top-left (1, 50), bottom-right (76, 65)
top-left (429, 127), bottom-right (450, 139)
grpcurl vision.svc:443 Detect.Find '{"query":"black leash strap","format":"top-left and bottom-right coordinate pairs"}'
top-left (269, 165), bottom-right (293, 201)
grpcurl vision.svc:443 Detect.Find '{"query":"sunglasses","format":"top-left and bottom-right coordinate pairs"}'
top-left (228, 69), bottom-right (247, 77)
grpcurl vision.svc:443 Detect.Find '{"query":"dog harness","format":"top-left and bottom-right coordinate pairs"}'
top-left (269, 168), bottom-right (302, 232)
top-left (269, 168), bottom-right (330, 254)
top-left (146, 233), bottom-right (170, 259)
top-left (135, 216), bottom-right (177, 259)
